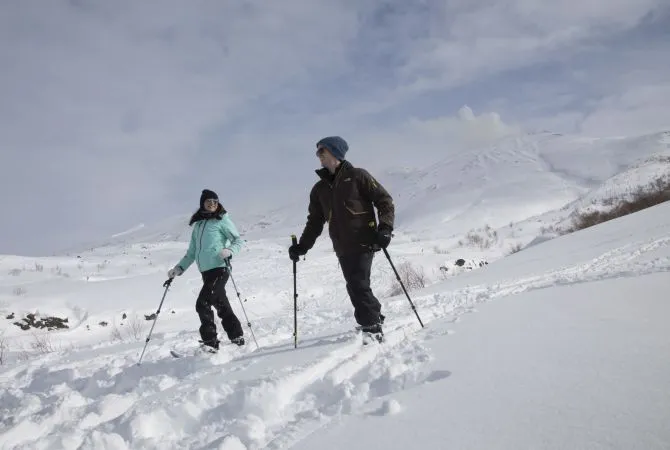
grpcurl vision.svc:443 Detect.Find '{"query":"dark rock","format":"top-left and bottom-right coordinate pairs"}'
top-left (12, 313), bottom-right (69, 331)
top-left (13, 321), bottom-right (30, 331)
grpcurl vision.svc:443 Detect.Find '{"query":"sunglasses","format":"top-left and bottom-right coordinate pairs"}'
top-left (316, 146), bottom-right (329, 156)
top-left (204, 199), bottom-right (218, 205)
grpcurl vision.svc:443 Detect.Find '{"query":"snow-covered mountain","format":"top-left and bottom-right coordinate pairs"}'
top-left (62, 130), bottom-right (670, 256)
top-left (0, 129), bottom-right (669, 449)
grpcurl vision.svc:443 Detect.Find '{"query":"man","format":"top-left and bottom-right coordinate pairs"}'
top-left (288, 136), bottom-right (394, 342)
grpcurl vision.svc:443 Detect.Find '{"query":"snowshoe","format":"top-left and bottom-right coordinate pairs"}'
top-left (199, 344), bottom-right (219, 354)
top-left (355, 314), bottom-right (385, 331)
top-left (199, 339), bottom-right (220, 353)
top-left (359, 323), bottom-right (384, 345)
top-left (362, 331), bottom-right (384, 345)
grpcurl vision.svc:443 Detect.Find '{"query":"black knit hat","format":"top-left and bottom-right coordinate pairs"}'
top-left (199, 189), bottom-right (218, 208)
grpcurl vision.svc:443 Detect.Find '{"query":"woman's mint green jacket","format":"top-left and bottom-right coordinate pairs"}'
top-left (177, 213), bottom-right (243, 273)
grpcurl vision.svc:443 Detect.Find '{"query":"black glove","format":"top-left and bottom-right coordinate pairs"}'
top-left (289, 243), bottom-right (306, 262)
top-left (376, 225), bottom-right (393, 249)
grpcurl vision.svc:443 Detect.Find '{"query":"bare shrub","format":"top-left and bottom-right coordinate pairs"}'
top-left (13, 287), bottom-right (26, 296)
top-left (126, 314), bottom-right (144, 341)
top-left (565, 176), bottom-right (670, 233)
top-left (433, 245), bottom-right (448, 254)
top-left (461, 224), bottom-right (498, 250)
top-left (110, 325), bottom-right (123, 342)
top-left (540, 225), bottom-right (556, 234)
top-left (8, 268), bottom-right (22, 276)
top-left (16, 348), bottom-right (31, 362)
top-left (389, 261), bottom-right (427, 296)
top-left (437, 266), bottom-right (451, 281)
top-left (466, 232), bottom-right (484, 247)
top-left (34, 263), bottom-right (44, 272)
top-left (30, 332), bottom-right (55, 354)
top-left (0, 332), bottom-right (7, 365)
top-left (508, 243), bottom-right (523, 254)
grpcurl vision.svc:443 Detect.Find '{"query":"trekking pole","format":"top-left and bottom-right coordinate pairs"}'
top-left (138, 277), bottom-right (173, 365)
top-left (291, 235), bottom-right (298, 348)
top-left (227, 266), bottom-right (259, 350)
top-left (383, 248), bottom-right (425, 328)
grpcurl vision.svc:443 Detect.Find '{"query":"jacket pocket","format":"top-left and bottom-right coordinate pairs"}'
top-left (344, 200), bottom-right (368, 217)
top-left (343, 201), bottom-right (375, 244)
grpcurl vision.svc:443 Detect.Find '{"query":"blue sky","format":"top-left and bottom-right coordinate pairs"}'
top-left (1, 0), bottom-right (669, 255)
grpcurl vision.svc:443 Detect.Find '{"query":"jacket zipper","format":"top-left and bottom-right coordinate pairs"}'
top-left (330, 166), bottom-right (345, 213)
top-left (196, 219), bottom-right (208, 268)
top-left (329, 166), bottom-right (346, 236)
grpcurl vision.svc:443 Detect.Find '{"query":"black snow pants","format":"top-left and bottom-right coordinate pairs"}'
top-left (337, 251), bottom-right (383, 327)
top-left (196, 267), bottom-right (243, 345)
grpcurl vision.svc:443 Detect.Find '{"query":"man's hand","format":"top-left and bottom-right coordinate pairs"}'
top-left (376, 225), bottom-right (393, 249)
top-left (289, 243), bottom-right (306, 262)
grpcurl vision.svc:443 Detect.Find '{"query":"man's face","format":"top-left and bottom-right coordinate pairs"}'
top-left (316, 146), bottom-right (340, 172)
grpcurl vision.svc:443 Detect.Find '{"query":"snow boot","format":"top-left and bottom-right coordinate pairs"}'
top-left (360, 322), bottom-right (384, 344)
top-left (199, 339), bottom-right (220, 353)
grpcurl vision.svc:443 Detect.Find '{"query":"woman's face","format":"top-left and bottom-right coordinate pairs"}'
top-left (203, 198), bottom-right (218, 212)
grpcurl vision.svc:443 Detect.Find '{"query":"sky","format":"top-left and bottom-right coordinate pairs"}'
top-left (1, 0), bottom-right (669, 256)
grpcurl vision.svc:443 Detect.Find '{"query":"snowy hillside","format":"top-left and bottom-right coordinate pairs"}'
top-left (383, 130), bottom-right (670, 233)
top-left (1, 199), bottom-right (668, 449)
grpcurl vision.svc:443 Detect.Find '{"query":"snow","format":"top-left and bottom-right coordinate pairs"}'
top-left (1, 130), bottom-right (669, 449)
top-left (295, 271), bottom-right (670, 450)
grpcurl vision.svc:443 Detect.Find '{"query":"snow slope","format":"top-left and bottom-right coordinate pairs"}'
top-left (1, 202), bottom-right (669, 449)
top-left (372, 130), bottom-right (670, 233)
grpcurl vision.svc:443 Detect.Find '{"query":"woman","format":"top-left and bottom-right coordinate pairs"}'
top-left (168, 189), bottom-right (245, 350)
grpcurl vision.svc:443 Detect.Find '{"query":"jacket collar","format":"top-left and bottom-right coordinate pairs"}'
top-left (189, 204), bottom-right (227, 226)
top-left (315, 160), bottom-right (351, 182)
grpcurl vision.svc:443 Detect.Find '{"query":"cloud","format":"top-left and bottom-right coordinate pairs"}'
top-left (0, 0), bottom-right (359, 253)
top-left (481, 11), bottom-right (670, 135)
top-left (0, 0), bottom-right (668, 255)
top-left (395, 0), bottom-right (666, 93)
top-left (348, 106), bottom-right (522, 169)
top-left (579, 82), bottom-right (670, 137)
